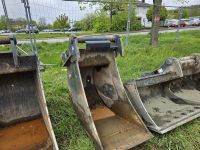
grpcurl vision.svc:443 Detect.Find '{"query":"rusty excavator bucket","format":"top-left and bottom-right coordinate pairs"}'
top-left (125, 54), bottom-right (200, 134)
top-left (62, 35), bottom-right (153, 150)
top-left (0, 36), bottom-right (58, 150)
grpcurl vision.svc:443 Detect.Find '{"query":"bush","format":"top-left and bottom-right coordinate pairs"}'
top-left (111, 10), bottom-right (142, 32)
top-left (82, 14), bottom-right (96, 31)
top-left (73, 8), bottom-right (142, 32)
top-left (53, 14), bottom-right (70, 29)
top-left (73, 14), bottom-right (96, 31)
top-left (130, 18), bottom-right (142, 31)
top-left (93, 13), bottom-right (110, 33)
top-left (73, 21), bottom-right (84, 30)
top-left (111, 11), bottom-right (127, 32)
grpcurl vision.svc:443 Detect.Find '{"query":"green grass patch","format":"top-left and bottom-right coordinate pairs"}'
top-left (16, 33), bottom-right (68, 39)
top-left (0, 32), bottom-right (93, 40)
top-left (15, 32), bottom-right (93, 40)
top-left (1, 30), bottom-right (200, 150)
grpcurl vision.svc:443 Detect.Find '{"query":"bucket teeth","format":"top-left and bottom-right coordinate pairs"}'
top-left (125, 54), bottom-right (200, 134)
top-left (63, 35), bottom-right (152, 150)
top-left (0, 36), bottom-right (58, 150)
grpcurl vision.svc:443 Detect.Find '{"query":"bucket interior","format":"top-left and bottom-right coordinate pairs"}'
top-left (79, 57), bottom-right (150, 149)
top-left (91, 105), bottom-right (147, 149)
top-left (0, 63), bottom-right (53, 149)
top-left (0, 118), bottom-right (51, 150)
top-left (138, 74), bottom-right (200, 129)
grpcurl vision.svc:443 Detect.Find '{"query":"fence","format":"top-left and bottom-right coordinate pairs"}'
top-left (0, 0), bottom-right (194, 49)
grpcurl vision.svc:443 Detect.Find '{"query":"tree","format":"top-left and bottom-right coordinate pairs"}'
top-left (168, 6), bottom-right (200, 19)
top-left (9, 18), bottom-right (27, 31)
top-left (38, 17), bottom-right (47, 30)
top-left (150, 0), bottom-right (162, 47)
top-left (12, 18), bottom-right (26, 29)
top-left (167, 9), bottom-right (179, 19)
top-left (189, 6), bottom-right (200, 16)
top-left (101, 0), bottom-right (127, 23)
top-left (0, 16), bottom-right (7, 30)
top-left (79, 0), bottom-right (136, 23)
top-left (81, 14), bottom-right (96, 31)
top-left (53, 14), bottom-right (70, 29)
top-left (182, 9), bottom-right (189, 18)
top-left (111, 9), bottom-right (141, 31)
top-left (73, 21), bottom-right (84, 30)
top-left (146, 6), bottom-right (168, 22)
top-left (47, 24), bottom-right (53, 29)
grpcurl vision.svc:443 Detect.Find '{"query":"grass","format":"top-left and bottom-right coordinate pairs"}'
top-left (16, 33), bottom-right (68, 39)
top-left (0, 33), bottom-right (66, 40)
top-left (0, 32), bottom-right (93, 40)
top-left (1, 30), bottom-right (200, 150)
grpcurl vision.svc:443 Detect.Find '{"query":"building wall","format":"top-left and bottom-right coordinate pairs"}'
top-left (135, 6), bottom-right (152, 28)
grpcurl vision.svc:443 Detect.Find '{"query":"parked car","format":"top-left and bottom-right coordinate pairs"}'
top-left (42, 29), bottom-right (54, 32)
top-left (164, 19), bottom-right (177, 27)
top-left (189, 19), bottom-right (200, 26)
top-left (165, 19), bottom-right (186, 27)
top-left (15, 29), bottom-right (27, 33)
top-left (62, 28), bottom-right (70, 32)
top-left (68, 27), bottom-right (80, 32)
top-left (189, 16), bottom-right (200, 21)
top-left (181, 19), bottom-right (190, 26)
top-left (53, 29), bottom-right (62, 32)
top-left (26, 25), bottom-right (39, 34)
top-left (0, 30), bottom-right (10, 34)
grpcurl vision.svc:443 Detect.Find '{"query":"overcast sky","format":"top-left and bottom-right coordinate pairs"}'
top-left (0, 0), bottom-right (199, 23)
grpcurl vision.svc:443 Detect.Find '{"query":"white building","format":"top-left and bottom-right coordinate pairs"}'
top-left (135, 1), bottom-right (152, 28)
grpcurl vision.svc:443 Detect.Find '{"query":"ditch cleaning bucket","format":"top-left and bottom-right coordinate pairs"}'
top-left (62, 35), bottom-right (153, 150)
top-left (0, 36), bottom-right (58, 150)
top-left (125, 54), bottom-right (200, 134)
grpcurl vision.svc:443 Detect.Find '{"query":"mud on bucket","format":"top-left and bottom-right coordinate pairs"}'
top-left (0, 36), bottom-right (58, 150)
top-left (63, 35), bottom-right (153, 150)
top-left (125, 55), bottom-right (200, 134)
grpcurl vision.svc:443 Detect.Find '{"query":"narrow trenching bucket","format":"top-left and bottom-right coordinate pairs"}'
top-left (62, 35), bottom-right (153, 150)
top-left (0, 36), bottom-right (58, 150)
top-left (125, 54), bottom-right (200, 134)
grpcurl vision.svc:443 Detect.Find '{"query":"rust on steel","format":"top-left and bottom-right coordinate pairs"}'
top-left (0, 36), bottom-right (17, 45)
top-left (63, 35), bottom-right (153, 150)
top-left (0, 52), bottom-right (58, 150)
top-left (0, 118), bottom-right (51, 150)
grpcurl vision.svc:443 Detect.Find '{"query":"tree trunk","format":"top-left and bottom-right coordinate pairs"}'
top-left (150, 0), bottom-right (162, 47)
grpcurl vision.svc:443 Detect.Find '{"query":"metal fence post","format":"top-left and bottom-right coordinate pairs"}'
top-left (1, 0), bottom-right (11, 32)
top-left (176, 6), bottom-right (182, 44)
top-left (21, 0), bottom-right (37, 54)
top-left (126, 3), bottom-right (131, 47)
top-left (26, 0), bottom-right (37, 54)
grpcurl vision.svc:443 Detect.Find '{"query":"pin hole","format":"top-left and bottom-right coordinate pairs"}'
top-left (86, 76), bottom-right (91, 84)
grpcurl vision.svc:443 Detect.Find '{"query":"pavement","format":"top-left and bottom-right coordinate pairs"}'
top-left (16, 26), bottom-right (200, 44)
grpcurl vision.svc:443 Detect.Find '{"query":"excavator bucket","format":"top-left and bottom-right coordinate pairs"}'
top-left (0, 36), bottom-right (58, 150)
top-left (62, 35), bottom-right (153, 150)
top-left (125, 54), bottom-right (200, 134)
